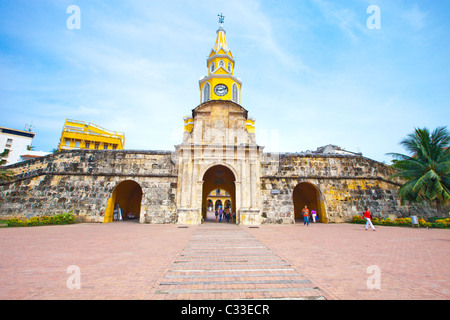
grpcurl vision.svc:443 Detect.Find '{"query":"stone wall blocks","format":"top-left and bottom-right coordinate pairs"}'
top-left (0, 149), bottom-right (440, 223)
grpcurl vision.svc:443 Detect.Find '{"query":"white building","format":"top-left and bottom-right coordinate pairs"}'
top-left (313, 144), bottom-right (362, 156)
top-left (20, 151), bottom-right (51, 162)
top-left (0, 126), bottom-right (36, 165)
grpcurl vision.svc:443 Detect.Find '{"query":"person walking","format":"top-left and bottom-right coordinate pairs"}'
top-left (311, 209), bottom-right (317, 223)
top-left (218, 206), bottom-right (223, 222)
top-left (363, 207), bottom-right (376, 231)
top-left (302, 205), bottom-right (310, 226)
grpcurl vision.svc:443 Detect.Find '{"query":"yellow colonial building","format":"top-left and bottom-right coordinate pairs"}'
top-left (57, 119), bottom-right (125, 151)
top-left (207, 188), bottom-right (232, 211)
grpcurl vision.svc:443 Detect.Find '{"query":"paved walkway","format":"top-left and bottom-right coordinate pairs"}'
top-left (0, 221), bottom-right (448, 300)
top-left (148, 223), bottom-right (327, 300)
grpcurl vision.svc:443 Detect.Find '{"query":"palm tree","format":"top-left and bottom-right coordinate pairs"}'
top-left (388, 127), bottom-right (450, 216)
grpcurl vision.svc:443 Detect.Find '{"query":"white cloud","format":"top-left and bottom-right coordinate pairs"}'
top-left (401, 4), bottom-right (428, 31)
top-left (311, 0), bottom-right (364, 41)
top-left (0, 0), bottom-right (448, 163)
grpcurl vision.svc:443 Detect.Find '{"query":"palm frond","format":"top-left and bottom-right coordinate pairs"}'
top-left (435, 161), bottom-right (450, 176)
top-left (390, 126), bottom-right (450, 210)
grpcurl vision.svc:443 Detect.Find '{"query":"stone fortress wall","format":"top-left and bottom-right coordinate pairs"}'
top-left (0, 150), bottom-right (178, 223)
top-left (259, 153), bottom-right (428, 224)
top-left (0, 149), bottom-right (436, 224)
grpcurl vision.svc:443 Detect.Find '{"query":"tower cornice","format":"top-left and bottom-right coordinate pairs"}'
top-left (207, 54), bottom-right (235, 67)
top-left (199, 74), bottom-right (242, 88)
top-left (192, 99), bottom-right (248, 119)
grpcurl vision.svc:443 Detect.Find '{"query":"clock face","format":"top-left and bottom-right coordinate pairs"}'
top-left (214, 84), bottom-right (228, 96)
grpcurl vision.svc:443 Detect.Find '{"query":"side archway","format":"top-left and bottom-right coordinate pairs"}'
top-left (293, 182), bottom-right (326, 223)
top-left (104, 180), bottom-right (143, 223)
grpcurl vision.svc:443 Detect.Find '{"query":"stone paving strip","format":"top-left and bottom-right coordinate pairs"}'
top-left (147, 223), bottom-right (327, 300)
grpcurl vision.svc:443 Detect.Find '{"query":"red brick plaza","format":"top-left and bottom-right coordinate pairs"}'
top-left (0, 221), bottom-right (448, 300)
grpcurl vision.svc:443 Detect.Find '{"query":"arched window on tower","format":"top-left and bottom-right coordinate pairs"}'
top-left (232, 83), bottom-right (239, 104)
top-left (228, 62), bottom-right (232, 73)
top-left (219, 60), bottom-right (225, 69)
top-left (210, 62), bottom-right (215, 74)
top-left (203, 82), bottom-right (211, 103)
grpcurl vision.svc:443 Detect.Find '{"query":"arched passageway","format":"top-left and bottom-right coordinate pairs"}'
top-left (104, 180), bottom-right (143, 223)
top-left (293, 182), bottom-right (325, 223)
top-left (202, 165), bottom-right (236, 223)
top-left (206, 199), bottom-right (213, 211)
top-left (214, 199), bottom-right (223, 210)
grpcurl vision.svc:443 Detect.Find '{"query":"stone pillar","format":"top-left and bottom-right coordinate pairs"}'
top-left (250, 162), bottom-right (256, 208)
top-left (234, 180), bottom-right (241, 224)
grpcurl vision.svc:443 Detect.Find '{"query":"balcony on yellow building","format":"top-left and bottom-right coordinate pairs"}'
top-left (58, 119), bottom-right (125, 151)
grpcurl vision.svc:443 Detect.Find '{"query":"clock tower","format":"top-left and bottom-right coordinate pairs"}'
top-left (199, 16), bottom-right (242, 105)
top-left (176, 14), bottom-right (262, 226)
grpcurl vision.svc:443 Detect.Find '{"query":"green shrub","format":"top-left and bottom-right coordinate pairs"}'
top-left (350, 215), bottom-right (446, 228)
top-left (4, 211), bottom-right (76, 228)
top-left (433, 218), bottom-right (450, 228)
top-left (381, 218), bottom-right (395, 226)
top-left (394, 217), bottom-right (411, 226)
top-left (351, 215), bottom-right (365, 224)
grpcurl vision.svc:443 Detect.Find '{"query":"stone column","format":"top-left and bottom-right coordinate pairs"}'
top-left (234, 180), bottom-right (241, 224)
top-left (250, 162), bottom-right (256, 208)
top-left (197, 180), bottom-right (204, 222)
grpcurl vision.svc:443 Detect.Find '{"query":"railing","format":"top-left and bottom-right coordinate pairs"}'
top-left (64, 120), bottom-right (124, 138)
top-left (66, 119), bottom-right (86, 125)
top-left (62, 128), bottom-right (124, 144)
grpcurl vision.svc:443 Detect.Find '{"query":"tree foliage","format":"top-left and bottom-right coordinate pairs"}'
top-left (388, 127), bottom-right (450, 215)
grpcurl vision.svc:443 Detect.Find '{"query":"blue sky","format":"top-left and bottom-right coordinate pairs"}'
top-left (0, 0), bottom-right (449, 163)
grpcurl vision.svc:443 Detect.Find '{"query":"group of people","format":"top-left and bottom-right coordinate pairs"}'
top-left (301, 205), bottom-right (319, 226)
top-left (301, 205), bottom-right (376, 231)
top-left (214, 206), bottom-right (235, 223)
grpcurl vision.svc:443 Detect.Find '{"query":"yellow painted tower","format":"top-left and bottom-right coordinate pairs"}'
top-left (199, 15), bottom-right (242, 105)
top-left (185, 15), bottom-right (254, 135)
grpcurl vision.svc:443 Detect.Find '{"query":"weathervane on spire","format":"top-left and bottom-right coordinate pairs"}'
top-left (218, 13), bottom-right (225, 25)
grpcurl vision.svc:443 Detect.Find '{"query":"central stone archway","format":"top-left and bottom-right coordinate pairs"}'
top-left (201, 164), bottom-right (236, 223)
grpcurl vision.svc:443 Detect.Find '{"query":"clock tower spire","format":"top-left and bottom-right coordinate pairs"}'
top-left (199, 15), bottom-right (242, 105)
